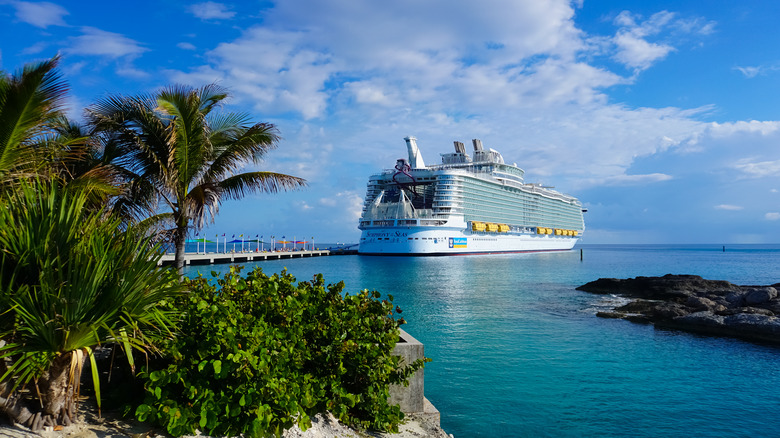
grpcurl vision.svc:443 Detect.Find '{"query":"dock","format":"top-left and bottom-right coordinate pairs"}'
top-left (158, 249), bottom-right (339, 267)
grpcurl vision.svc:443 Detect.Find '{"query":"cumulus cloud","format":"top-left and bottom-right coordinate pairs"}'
top-left (766, 212), bottom-right (780, 221)
top-left (610, 10), bottom-right (713, 72)
top-left (66, 27), bottom-right (147, 59)
top-left (9, 1), bottom-right (68, 28)
top-left (188, 2), bottom-right (235, 20)
top-left (734, 64), bottom-right (780, 78)
top-left (734, 159), bottom-right (780, 178)
top-left (589, 173), bottom-right (673, 187)
top-left (319, 192), bottom-right (364, 221)
top-left (177, 42), bottom-right (197, 51)
top-left (708, 120), bottom-right (780, 137)
top-left (714, 204), bottom-right (743, 211)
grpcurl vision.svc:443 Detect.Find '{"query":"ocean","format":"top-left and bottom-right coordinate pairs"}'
top-left (183, 244), bottom-right (780, 437)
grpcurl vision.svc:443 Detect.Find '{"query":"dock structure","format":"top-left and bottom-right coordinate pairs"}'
top-left (158, 249), bottom-right (334, 267)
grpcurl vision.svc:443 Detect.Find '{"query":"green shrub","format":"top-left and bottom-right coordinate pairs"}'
top-left (135, 266), bottom-right (427, 437)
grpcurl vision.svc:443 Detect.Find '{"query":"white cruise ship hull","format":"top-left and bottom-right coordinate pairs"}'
top-left (358, 227), bottom-right (577, 255)
top-left (357, 136), bottom-right (585, 256)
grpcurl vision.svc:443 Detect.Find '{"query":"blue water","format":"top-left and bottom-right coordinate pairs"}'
top-left (183, 244), bottom-right (780, 437)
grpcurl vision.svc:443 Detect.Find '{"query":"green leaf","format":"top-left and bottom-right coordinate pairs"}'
top-left (213, 360), bottom-right (222, 375)
top-left (86, 347), bottom-right (101, 414)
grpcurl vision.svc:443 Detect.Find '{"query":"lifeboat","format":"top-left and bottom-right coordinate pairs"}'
top-left (472, 221), bottom-right (486, 231)
top-left (486, 223), bottom-right (499, 232)
top-left (498, 224), bottom-right (510, 233)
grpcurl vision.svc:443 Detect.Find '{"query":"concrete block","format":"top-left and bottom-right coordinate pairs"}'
top-left (389, 329), bottom-right (425, 413)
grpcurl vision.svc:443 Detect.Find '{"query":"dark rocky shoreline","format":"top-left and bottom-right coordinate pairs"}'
top-left (577, 274), bottom-right (780, 344)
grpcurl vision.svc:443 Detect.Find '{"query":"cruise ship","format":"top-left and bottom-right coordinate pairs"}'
top-left (357, 136), bottom-right (585, 255)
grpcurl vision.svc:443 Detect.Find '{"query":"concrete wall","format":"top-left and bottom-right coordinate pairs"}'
top-left (389, 329), bottom-right (425, 413)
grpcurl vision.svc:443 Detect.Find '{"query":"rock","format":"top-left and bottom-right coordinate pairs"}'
top-left (615, 300), bottom-right (657, 313)
top-left (725, 291), bottom-right (747, 307)
top-left (744, 287), bottom-right (778, 306)
top-left (672, 311), bottom-right (725, 328)
top-left (686, 296), bottom-right (725, 312)
top-left (578, 275), bottom-right (780, 344)
top-left (717, 307), bottom-right (775, 317)
top-left (651, 302), bottom-right (691, 320)
top-left (577, 274), bottom-right (741, 301)
top-left (596, 311), bottom-right (627, 319)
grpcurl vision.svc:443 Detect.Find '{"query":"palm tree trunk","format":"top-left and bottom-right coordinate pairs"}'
top-left (40, 353), bottom-right (80, 425)
top-left (174, 217), bottom-right (188, 275)
top-left (0, 353), bottom-right (80, 431)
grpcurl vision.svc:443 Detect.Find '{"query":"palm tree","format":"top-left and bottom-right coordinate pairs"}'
top-left (0, 180), bottom-right (183, 430)
top-left (86, 84), bottom-right (307, 273)
top-left (0, 56), bottom-right (68, 188)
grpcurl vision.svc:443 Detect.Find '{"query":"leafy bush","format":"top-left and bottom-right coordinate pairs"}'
top-left (0, 180), bottom-right (182, 428)
top-left (135, 266), bottom-right (427, 437)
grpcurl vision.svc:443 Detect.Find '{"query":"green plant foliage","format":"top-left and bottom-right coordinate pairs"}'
top-left (0, 180), bottom-right (182, 426)
top-left (136, 266), bottom-right (428, 437)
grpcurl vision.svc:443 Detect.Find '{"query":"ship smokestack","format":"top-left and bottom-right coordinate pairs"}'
top-left (472, 139), bottom-right (483, 151)
top-left (454, 141), bottom-right (466, 154)
top-left (404, 136), bottom-right (426, 169)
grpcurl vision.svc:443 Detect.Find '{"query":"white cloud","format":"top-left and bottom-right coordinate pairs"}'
top-left (592, 173), bottom-right (673, 187)
top-left (613, 32), bottom-right (674, 71)
top-left (766, 212), bottom-right (780, 221)
top-left (21, 41), bottom-right (47, 55)
top-left (10, 1), bottom-right (68, 28)
top-left (188, 2), bottom-right (235, 20)
top-left (610, 10), bottom-right (713, 72)
top-left (714, 204), bottom-right (743, 211)
top-left (66, 27), bottom-right (147, 59)
top-left (708, 120), bottom-right (780, 137)
top-left (734, 159), bottom-right (780, 178)
top-left (734, 64), bottom-right (780, 78)
top-left (319, 192), bottom-right (364, 221)
top-left (735, 66), bottom-right (762, 78)
top-left (177, 42), bottom-right (197, 51)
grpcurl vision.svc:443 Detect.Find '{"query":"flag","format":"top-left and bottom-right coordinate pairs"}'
top-left (232, 234), bottom-right (235, 238)
top-left (222, 233), bottom-right (225, 236)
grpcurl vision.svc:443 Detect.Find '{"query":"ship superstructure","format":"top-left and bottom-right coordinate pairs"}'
top-left (358, 137), bottom-right (585, 255)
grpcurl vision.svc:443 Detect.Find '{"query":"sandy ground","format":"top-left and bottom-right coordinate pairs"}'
top-left (0, 409), bottom-right (451, 438)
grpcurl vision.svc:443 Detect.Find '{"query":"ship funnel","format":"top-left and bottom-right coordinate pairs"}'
top-left (404, 136), bottom-right (426, 169)
top-left (472, 139), bottom-right (484, 151)
top-left (454, 141), bottom-right (466, 154)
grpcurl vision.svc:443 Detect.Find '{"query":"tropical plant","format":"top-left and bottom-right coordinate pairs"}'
top-left (0, 180), bottom-right (183, 431)
top-left (136, 267), bottom-right (428, 437)
top-left (86, 84), bottom-right (307, 273)
top-left (0, 56), bottom-right (68, 188)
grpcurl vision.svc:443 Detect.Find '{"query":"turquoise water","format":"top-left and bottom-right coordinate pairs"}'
top-left (183, 244), bottom-right (780, 437)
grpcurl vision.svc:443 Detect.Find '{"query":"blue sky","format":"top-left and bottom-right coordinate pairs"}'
top-left (2, 0), bottom-right (779, 244)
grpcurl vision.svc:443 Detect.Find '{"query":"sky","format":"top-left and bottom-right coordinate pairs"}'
top-left (1, 0), bottom-right (779, 244)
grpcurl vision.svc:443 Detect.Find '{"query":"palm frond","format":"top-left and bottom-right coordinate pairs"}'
top-left (0, 56), bottom-right (68, 179)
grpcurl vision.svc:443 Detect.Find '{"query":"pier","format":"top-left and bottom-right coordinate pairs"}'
top-left (158, 249), bottom-right (336, 267)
